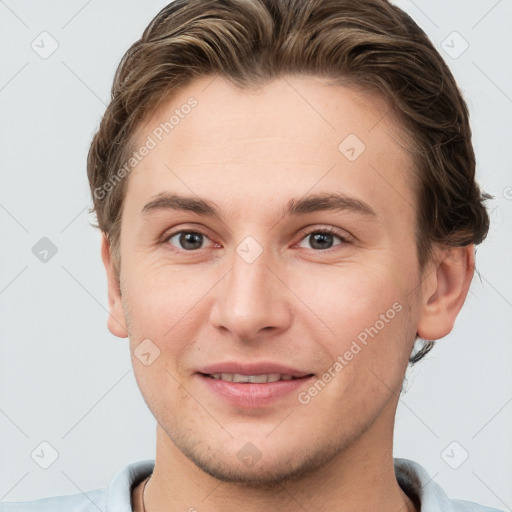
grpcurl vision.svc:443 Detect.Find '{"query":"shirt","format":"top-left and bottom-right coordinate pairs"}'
top-left (0, 458), bottom-right (504, 511)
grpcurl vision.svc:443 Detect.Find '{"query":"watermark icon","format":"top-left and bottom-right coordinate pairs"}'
top-left (93, 97), bottom-right (198, 200)
top-left (503, 186), bottom-right (512, 200)
top-left (441, 31), bottom-right (469, 60)
top-left (31, 31), bottom-right (59, 59)
top-left (32, 237), bottom-right (58, 263)
top-left (298, 301), bottom-right (403, 405)
top-left (236, 236), bottom-right (264, 263)
top-left (31, 441), bottom-right (59, 469)
top-left (338, 133), bottom-right (366, 161)
top-left (134, 338), bottom-right (161, 366)
top-left (441, 441), bottom-right (469, 469)
top-left (237, 442), bottom-right (262, 467)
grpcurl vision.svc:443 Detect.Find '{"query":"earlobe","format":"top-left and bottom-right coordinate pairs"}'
top-left (417, 244), bottom-right (475, 341)
top-left (100, 233), bottom-right (129, 339)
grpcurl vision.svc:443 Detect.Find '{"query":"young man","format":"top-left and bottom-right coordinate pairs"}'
top-left (1, 0), bottom-right (502, 511)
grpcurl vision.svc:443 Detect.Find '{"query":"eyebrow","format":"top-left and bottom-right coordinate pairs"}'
top-left (141, 192), bottom-right (377, 219)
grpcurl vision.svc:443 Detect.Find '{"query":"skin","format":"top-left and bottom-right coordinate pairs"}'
top-left (101, 75), bottom-right (474, 512)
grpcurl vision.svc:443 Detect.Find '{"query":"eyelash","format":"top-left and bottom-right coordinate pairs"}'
top-left (162, 226), bottom-right (351, 253)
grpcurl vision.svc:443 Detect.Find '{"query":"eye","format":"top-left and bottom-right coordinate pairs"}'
top-left (297, 227), bottom-right (349, 250)
top-left (163, 227), bottom-right (349, 252)
top-left (165, 230), bottom-right (215, 251)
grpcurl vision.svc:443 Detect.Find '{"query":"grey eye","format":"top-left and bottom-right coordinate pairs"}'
top-left (298, 230), bottom-right (345, 250)
top-left (168, 231), bottom-right (206, 250)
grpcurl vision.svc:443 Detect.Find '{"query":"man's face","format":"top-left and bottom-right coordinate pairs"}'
top-left (109, 75), bottom-right (426, 485)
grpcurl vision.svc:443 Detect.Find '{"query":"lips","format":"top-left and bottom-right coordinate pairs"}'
top-left (195, 362), bottom-right (315, 408)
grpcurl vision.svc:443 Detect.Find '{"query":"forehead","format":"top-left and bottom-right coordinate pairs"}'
top-left (127, 75), bottom-right (416, 222)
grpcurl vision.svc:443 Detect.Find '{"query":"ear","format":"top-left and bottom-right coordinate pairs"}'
top-left (100, 233), bottom-right (129, 338)
top-left (417, 244), bottom-right (475, 341)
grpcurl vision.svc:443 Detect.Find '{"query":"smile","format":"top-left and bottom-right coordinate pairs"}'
top-left (197, 372), bottom-right (314, 408)
top-left (204, 373), bottom-right (298, 383)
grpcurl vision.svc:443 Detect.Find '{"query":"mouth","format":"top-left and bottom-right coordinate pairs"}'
top-left (199, 372), bottom-right (311, 383)
top-left (196, 371), bottom-right (315, 408)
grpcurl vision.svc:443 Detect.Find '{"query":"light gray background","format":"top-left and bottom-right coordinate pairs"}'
top-left (1, 0), bottom-right (511, 509)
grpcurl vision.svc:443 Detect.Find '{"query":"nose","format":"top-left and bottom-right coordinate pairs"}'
top-left (209, 249), bottom-right (292, 342)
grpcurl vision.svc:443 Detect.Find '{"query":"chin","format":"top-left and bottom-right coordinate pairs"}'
top-left (171, 428), bottom-right (344, 489)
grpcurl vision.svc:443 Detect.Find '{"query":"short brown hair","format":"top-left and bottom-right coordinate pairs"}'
top-left (87, 0), bottom-right (490, 362)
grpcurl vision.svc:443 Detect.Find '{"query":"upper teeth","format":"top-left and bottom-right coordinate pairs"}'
top-left (209, 373), bottom-right (295, 383)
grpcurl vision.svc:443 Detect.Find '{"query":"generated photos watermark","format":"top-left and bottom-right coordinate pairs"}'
top-left (93, 97), bottom-right (198, 200)
top-left (297, 301), bottom-right (403, 405)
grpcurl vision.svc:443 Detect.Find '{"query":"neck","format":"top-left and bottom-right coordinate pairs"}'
top-left (142, 408), bottom-right (416, 512)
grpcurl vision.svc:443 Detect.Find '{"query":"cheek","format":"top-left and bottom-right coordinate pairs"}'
top-left (123, 261), bottom-right (213, 338)
top-left (295, 262), bottom-right (405, 333)
top-left (123, 263), bottom-right (223, 398)
top-left (123, 267), bottom-right (201, 393)
top-left (130, 352), bottom-right (195, 435)
top-left (291, 262), bottom-right (415, 380)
